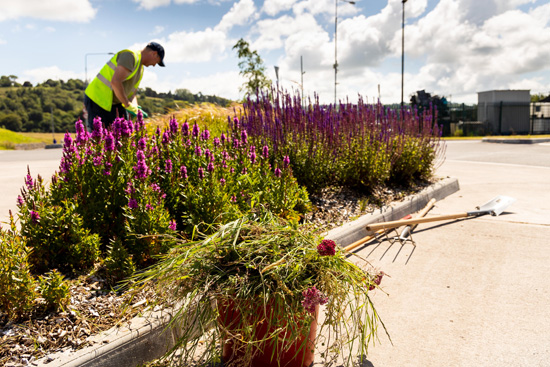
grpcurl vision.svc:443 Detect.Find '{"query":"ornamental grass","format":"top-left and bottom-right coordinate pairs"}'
top-left (129, 212), bottom-right (386, 367)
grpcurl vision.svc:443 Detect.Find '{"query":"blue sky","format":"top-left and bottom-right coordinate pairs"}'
top-left (1, 0), bottom-right (549, 104)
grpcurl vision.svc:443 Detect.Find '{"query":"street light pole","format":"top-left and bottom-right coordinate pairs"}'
top-left (401, 0), bottom-right (407, 108)
top-left (85, 52), bottom-right (114, 86)
top-left (334, 0), bottom-right (355, 107)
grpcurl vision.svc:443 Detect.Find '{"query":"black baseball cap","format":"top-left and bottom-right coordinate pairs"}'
top-left (147, 42), bottom-right (165, 67)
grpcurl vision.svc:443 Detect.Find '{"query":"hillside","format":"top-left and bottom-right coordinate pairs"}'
top-left (0, 76), bottom-right (233, 133)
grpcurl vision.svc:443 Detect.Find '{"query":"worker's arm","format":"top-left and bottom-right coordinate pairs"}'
top-left (111, 65), bottom-right (134, 108)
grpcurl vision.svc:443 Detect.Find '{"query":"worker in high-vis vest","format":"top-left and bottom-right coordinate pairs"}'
top-left (83, 42), bottom-right (165, 130)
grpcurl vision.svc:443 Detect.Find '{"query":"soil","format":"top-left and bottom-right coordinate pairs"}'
top-left (0, 181), bottom-right (433, 367)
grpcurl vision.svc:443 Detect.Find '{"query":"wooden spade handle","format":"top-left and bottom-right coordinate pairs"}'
top-left (343, 214), bottom-right (412, 252)
top-left (366, 212), bottom-right (469, 231)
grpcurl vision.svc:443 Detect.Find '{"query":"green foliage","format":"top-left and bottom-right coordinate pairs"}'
top-left (0, 113), bottom-right (23, 131)
top-left (233, 39), bottom-right (272, 96)
top-left (130, 214), bottom-right (385, 366)
top-left (38, 270), bottom-right (70, 311)
top-left (19, 175), bottom-right (101, 275)
top-left (103, 240), bottom-right (137, 286)
top-left (0, 215), bottom-right (37, 320)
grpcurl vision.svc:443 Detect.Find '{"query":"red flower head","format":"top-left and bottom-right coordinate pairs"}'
top-left (368, 271), bottom-right (385, 290)
top-left (317, 239), bottom-right (336, 256)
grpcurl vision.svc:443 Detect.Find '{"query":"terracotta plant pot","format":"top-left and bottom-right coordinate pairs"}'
top-left (218, 299), bottom-right (318, 367)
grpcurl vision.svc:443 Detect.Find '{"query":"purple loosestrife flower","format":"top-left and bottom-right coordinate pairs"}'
top-left (165, 159), bottom-right (173, 174)
top-left (151, 183), bottom-right (161, 192)
top-left (93, 155), bottom-right (102, 167)
top-left (162, 131), bottom-right (171, 145)
top-left (250, 152), bottom-right (257, 164)
top-left (213, 137), bottom-right (221, 147)
top-left (182, 121), bottom-right (189, 136)
top-left (25, 174), bottom-right (34, 190)
top-left (180, 165), bottom-right (188, 179)
top-left (317, 239), bottom-right (336, 256)
top-left (169, 117), bottom-right (179, 135)
top-left (133, 150), bottom-right (151, 179)
top-left (155, 126), bottom-right (161, 136)
top-left (232, 138), bottom-right (240, 149)
top-left (146, 204), bottom-right (153, 211)
top-left (195, 146), bottom-right (202, 156)
top-left (135, 112), bottom-right (145, 131)
top-left (75, 120), bottom-right (88, 146)
top-left (103, 162), bottom-right (112, 176)
top-left (63, 132), bottom-right (74, 151)
top-left (241, 167), bottom-right (247, 174)
top-left (192, 123), bottom-right (200, 138)
top-left (230, 195), bottom-right (237, 203)
top-left (220, 178), bottom-right (226, 185)
top-left (128, 198), bottom-right (138, 210)
top-left (207, 162), bottom-right (214, 173)
top-left (222, 160), bottom-right (228, 169)
top-left (274, 167), bottom-right (282, 177)
top-left (220, 133), bottom-right (227, 144)
top-left (233, 116), bottom-right (239, 130)
top-left (262, 145), bottom-right (269, 159)
top-left (125, 182), bottom-right (136, 196)
top-left (283, 155), bottom-right (290, 168)
top-left (198, 167), bottom-right (204, 180)
top-left (120, 119), bottom-right (133, 136)
top-left (241, 130), bottom-right (248, 145)
top-left (59, 157), bottom-right (72, 174)
top-left (138, 137), bottom-right (147, 151)
top-left (30, 210), bottom-right (40, 224)
top-left (301, 286), bottom-right (328, 313)
top-left (16, 195), bottom-right (24, 207)
top-left (92, 117), bottom-right (104, 141)
top-left (169, 220), bottom-right (177, 231)
top-left (104, 132), bottom-right (116, 152)
top-left (201, 129), bottom-right (210, 141)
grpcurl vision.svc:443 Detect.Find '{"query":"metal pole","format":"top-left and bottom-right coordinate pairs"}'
top-left (334, 0), bottom-right (338, 107)
top-left (401, 0), bottom-right (407, 108)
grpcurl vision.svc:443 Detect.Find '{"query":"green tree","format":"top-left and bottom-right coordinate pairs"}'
top-left (1, 113), bottom-right (23, 131)
top-left (232, 38), bottom-right (271, 97)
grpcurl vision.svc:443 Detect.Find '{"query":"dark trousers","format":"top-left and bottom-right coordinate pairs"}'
top-left (84, 94), bottom-right (128, 131)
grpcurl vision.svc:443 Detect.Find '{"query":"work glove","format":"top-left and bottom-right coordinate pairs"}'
top-left (125, 104), bottom-right (139, 117)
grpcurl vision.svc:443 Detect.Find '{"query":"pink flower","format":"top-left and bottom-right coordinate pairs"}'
top-left (317, 239), bottom-right (336, 256)
top-left (283, 155), bottom-right (290, 168)
top-left (368, 271), bottom-right (385, 291)
top-left (128, 198), bottom-right (138, 210)
top-left (30, 210), bottom-right (40, 224)
top-left (301, 286), bottom-right (328, 313)
top-left (274, 167), bottom-right (282, 177)
top-left (169, 220), bottom-right (177, 231)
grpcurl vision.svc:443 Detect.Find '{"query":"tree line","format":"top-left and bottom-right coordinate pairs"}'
top-left (0, 76), bottom-right (232, 133)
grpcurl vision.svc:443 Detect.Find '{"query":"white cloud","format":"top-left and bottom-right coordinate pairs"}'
top-left (21, 66), bottom-right (82, 84)
top-left (133, 0), bottom-right (199, 10)
top-left (163, 28), bottom-right (228, 63)
top-left (252, 13), bottom-right (324, 51)
top-left (262, 0), bottom-right (298, 16)
top-left (151, 26), bottom-right (165, 35)
top-left (0, 0), bottom-right (96, 22)
top-left (215, 0), bottom-right (257, 33)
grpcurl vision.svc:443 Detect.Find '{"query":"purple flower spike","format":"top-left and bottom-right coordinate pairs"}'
top-left (274, 167), bottom-right (282, 177)
top-left (128, 198), bottom-right (138, 210)
top-left (182, 121), bottom-right (189, 136)
top-left (162, 131), bottom-right (171, 145)
top-left (250, 152), bottom-right (256, 164)
top-left (25, 174), bottom-right (34, 190)
top-left (207, 162), bottom-right (214, 172)
top-left (192, 123), bottom-right (200, 137)
top-left (201, 129), bottom-right (210, 141)
top-left (16, 195), bottom-right (24, 207)
top-left (195, 146), bottom-right (203, 156)
top-left (220, 133), bottom-right (227, 144)
top-left (138, 137), bottom-right (147, 151)
top-left (104, 132), bottom-right (116, 152)
top-left (165, 159), bottom-right (173, 174)
top-left (233, 116), bottom-right (239, 129)
top-left (75, 119), bottom-right (89, 145)
top-left (283, 155), bottom-right (290, 168)
top-left (213, 137), bottom-right (221, 147)
top-left (92, 118), bottom-right (104, 140)
top-left (241, 130), bottom-right (248, 145)
top-left (169, 118), bottom-right (179, 134)
top-left (169, 220), bottom-right (177, 231)
top-left (180, 165), bottom-right (188, 179)
top-left (133, 150), bottom-right (151, 179)
top-left (262, 145), bottom-right (269, 159)
top-left (30, 210), bottom-right (40, 224)
top-left (198, 167), bottom-right (204, 180)
top-left (220, 178), bottom-right (226, 185)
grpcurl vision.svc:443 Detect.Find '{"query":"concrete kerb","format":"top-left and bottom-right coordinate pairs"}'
top-left (482, 137), bottom-right (550, 144)
top-left (34, 177), bottom-right (459, 367)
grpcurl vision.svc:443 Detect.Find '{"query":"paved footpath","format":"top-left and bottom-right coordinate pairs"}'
top-left (359, 140), bottom-right (550, 367)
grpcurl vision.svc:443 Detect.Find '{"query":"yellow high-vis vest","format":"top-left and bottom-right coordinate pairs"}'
top-left (85, 49), bottom-right (143, 112)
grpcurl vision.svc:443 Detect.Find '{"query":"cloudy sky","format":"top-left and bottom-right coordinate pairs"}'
top-left (0, 0), bottom-right (549, 104)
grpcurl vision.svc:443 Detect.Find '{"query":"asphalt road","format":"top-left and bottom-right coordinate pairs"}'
top-left (358, 140), bottom-right (550, 367)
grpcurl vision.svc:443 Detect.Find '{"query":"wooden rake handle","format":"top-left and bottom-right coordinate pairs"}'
top-left (366, 212), bottom-right (469, 231)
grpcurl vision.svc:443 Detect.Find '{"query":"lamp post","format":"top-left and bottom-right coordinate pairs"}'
top-left (85, 52), bottom-right (114, 86)
top-left (334, 0), bottom-right (355, 107)
top-left (401, 0), bottom-right (407, 108)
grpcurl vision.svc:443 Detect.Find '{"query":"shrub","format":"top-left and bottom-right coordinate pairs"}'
top-left (0, 213), bottom-right (37, 320)
top-left (38, 269), bottom-right (70, 311)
